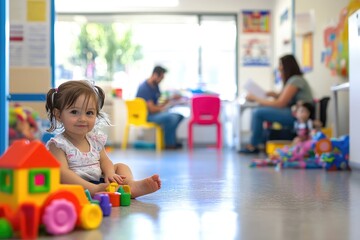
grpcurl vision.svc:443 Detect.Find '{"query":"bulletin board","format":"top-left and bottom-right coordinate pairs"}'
top-left (9, 0), bottom-right (53, 118)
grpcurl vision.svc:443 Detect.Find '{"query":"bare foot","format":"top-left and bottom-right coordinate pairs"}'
top-left (128, 174), bottom-right (161, 198)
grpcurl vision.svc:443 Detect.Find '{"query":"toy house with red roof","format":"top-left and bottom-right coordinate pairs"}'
top-left (0, 140), bottom-right (61, 211)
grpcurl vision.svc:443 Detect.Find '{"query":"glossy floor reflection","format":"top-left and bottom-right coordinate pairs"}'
top-left (40, 148), bottom-right (360, 240)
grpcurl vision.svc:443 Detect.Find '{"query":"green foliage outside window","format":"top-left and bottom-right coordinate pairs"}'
top-left (71, 23), bottom-right (143, 81)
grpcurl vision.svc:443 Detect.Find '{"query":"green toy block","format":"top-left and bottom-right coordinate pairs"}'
top-left (120, 193), bottom-right (131, 206)
top-left (117, 185), bottom-right (131, 194)
top-left (84, 189), bottom-right (100, 205)
top-left (117, 186), bottom-right (125, 194)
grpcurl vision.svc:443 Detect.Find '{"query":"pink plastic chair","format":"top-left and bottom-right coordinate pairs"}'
top-left (188, 95), bottom-right (222, 149)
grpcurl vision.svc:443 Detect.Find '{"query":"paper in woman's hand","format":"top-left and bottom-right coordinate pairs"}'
top-left (244, 79), bottom-right (267, 99)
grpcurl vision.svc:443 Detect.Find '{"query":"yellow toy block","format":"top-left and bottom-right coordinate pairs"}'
top-left (105, 182), bottom-right (119, 192)
top-left (122, 185), bottom-right (131, 194)
top-left (266, 140), bottom-right (292, 155)
top-left (321, 127), bottom-right (332, 139)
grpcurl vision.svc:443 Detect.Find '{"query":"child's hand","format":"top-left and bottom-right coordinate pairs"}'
top-left (104, 174), bottom-right (126, 185)
top-left (90, 183), bottom-right (109, 195)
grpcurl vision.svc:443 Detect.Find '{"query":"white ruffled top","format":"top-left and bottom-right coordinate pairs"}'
top-left (46, 130), bottom-right (107, 182)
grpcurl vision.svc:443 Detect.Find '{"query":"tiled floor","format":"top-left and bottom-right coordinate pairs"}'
top-left (40, 148), bottom-right (360, 240)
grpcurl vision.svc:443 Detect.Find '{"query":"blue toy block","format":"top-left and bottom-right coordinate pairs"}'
top-left (93, 193), bottom-right (112, 216)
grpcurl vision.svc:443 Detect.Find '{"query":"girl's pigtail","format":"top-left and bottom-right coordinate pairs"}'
top-left (45, 88), bottom-right (58, 132)
top-left (95, 86), bottom-right (105, 109)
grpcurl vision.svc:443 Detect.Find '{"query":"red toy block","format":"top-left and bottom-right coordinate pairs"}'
top-left (107, 192), bottom-right (121, 207)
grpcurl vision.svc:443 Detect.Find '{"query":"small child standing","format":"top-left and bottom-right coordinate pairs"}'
top-left (45, 80), bottom-right (161, 197)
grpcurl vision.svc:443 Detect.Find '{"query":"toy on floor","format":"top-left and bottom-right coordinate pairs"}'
top-left (249, 158), bottom-right (279, 168)
top-left (250, 131), bottom-right (350, 171)
top-left (0, 140), bottom-right (103, 239)
top-left (319, 135), bottom-right (350, 171)
top-left (276, 139), bottom-right (315, 162)
top-left (250, 102), bottom-right (349, 170)
top-left (279, 132), bottom-right (347, 169)
top-left (85, 189), bottom-right (112, 216)
top-left (281, 158), bottom-right (322, 169)
top-left (265, 140), bottom-right (292, 155)
top-left (258, 137), bottom-right (320, 169)
top-left (116, 185), bottom-right (132, 206)
top-left (86, 182), bottom-right (132, 211)
top-left (106, 183), bottom-right (131, 206)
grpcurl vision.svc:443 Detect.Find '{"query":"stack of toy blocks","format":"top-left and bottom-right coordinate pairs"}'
top-left (85, 183), bottom-right (131, 217)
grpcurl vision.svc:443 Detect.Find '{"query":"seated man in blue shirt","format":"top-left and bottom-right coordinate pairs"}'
top-left (136, 66), bottom-right (184, 149)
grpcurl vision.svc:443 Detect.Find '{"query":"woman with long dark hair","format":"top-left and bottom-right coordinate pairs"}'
top-left (240, 54), bottom-right (313, 154)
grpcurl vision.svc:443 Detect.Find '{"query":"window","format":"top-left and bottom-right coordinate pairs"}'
top-left (55, 14), bottom-right (238, 100)
top-left (199, 16), bottom-right (237, 100)
top-left (0, 169), bottom-right (14, 193)
top-left (28, 169), bottom-right (51, 193)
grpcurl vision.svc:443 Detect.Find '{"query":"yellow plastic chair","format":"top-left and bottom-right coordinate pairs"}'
top-left (121, 98), bottom-right (164, 151)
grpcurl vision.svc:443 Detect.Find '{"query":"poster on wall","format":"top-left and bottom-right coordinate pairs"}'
top-left (242, 10), bottom-right (270, 33)
top-left (9, 0), bottom-right (50, 67)
top-left (10, 23), bottom-right (50, 67)
top-left (241, 36), bottom-right (271, 66)
top-left (302, 33), bottom-right (313, 73)
top-left (322, 0), bottom-right (360, 78)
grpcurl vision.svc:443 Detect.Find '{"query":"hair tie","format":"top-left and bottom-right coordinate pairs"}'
top-left (90, 81), bottom-right (100, 97)
top-left (51, 88), bottom-right (58, 105)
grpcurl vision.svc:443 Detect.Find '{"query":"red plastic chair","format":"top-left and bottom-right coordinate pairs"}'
top-left (188, 95), bottom-right (222, 149)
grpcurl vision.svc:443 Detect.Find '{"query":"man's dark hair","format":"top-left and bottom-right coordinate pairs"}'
top-left (153, 66), bottom-right (167, 75)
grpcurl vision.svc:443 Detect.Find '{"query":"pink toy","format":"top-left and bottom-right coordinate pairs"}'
top-left (42, 199), bottom-right (77, 235)
top-left (188, 95), bottom-right (222, 149)
top-left (288, 139), bottom-right (313, 162)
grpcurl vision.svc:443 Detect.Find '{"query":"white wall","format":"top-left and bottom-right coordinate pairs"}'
top-left (295, 0), bottom-right (350, 135)
top-left (273, 0), bottom-right (293, 63)
top-left (349, 9), bottom-right (360, 166)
